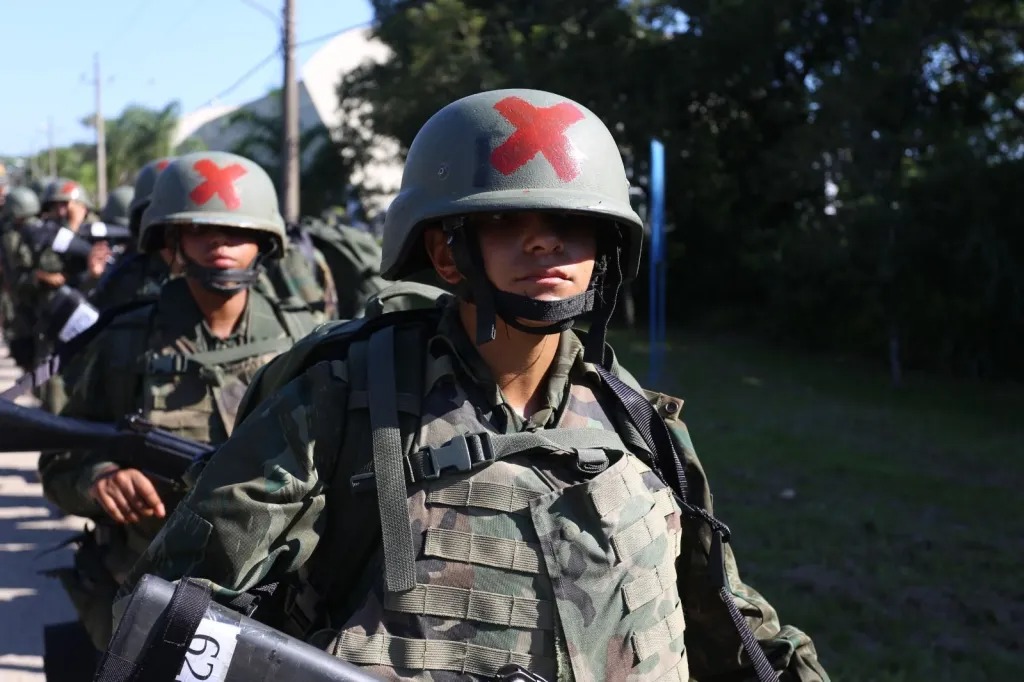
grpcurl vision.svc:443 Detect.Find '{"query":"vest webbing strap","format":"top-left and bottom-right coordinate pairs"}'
top-left (595, 365), bottom-right (779, 682)
top-left (424, 527), bottom-right (543, 575)
top-left (611, 491), bottom-right (676, 563)
top-left (147, 336), bottom-right (294, 376)
top-left (623, 565), bottom-right (676, 614)
top-left (406, 428), bottom-right (628, 483)
top-left (367, 325), bottom-right (417, 593)
top-left (655, 655), bottom-right (690, 682)
top-left (632, 607), bottom-right (686, 662)
top-left (334, 631), bottom-right (553, 678)
top-left (385, 582), bottom-right (553, 629)
top-left (427, 480), bottom-right (541, 514)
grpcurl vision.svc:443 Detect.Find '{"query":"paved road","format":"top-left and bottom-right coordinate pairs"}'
top-left (0, 346), bottom-right (86, 681)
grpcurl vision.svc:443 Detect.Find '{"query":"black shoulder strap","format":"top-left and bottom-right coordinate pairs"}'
top-left (0, 296), bottom-right (157, 401)
top-left (595, 366), bottom-right (778, 682)
top-left (94, 578), bottom-right (211, 682)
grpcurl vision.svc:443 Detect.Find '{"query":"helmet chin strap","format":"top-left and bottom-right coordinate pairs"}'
top-left (177, 248), bottom-right (263, 296)
top-left (173, 231), bottom-right (276, 296)
top-left (183, 259), bottom-right (262, 295)
top-left (442, 217), bottom-right (623, 367)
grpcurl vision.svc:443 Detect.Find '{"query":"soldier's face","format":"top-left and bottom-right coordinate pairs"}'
top-left (178, 224), bottom-right (260, 271)
top-left (474, 211), bottom-right (597, 302)
top-left (66, 200), bottom-right (88, 229)
top-left (46, 201), bottom-right (69, 220)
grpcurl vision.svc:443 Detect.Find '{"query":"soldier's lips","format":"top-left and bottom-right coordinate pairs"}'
top-left (516, 268), bottom-right (572, 286)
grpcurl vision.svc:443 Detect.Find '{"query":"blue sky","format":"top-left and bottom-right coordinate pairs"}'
top-left (1, 0), bottom-right (373, 156)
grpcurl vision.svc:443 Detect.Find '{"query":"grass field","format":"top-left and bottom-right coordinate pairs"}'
top-left (612, 330), bottom-right (1023, 682)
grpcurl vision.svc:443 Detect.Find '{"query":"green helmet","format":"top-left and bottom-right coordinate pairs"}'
top-left (100, 186), bottom-right (135, 227)
top-left (382, 88), bottom-right (643, 281)
top-left (129, 157), bottom-right (174, 238)
top-left (29, 176), bottom-right (54, 197)
top-left (3, 186), bottom-right (41, 220)
top-left (140, 151), bottom-right (286, 255)
top-left (42, 178), bottom-right (93, 209)
top-left (382, 89), bottom-right (643, 358)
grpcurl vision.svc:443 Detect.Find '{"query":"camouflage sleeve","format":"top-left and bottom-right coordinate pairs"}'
top-left (669, 419), bottom-right (830, 682)
top-left (119, 360), bottom-right (345, 602)
top-left (37, 336), bottom-right (122, 517)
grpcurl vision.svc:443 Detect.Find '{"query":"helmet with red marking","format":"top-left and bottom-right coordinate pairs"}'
top-left (140, 151), bottom-right (285, 255)
top-left (42, 178), bottom-right (93, 210)
top-left (382, 89), bottom-right (643, 281)
top-left (128, 157), bottom-right (175, 239)
top-left (381, 89), bottom-right (643, 361)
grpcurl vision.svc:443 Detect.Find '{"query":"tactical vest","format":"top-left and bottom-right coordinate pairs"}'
top-left (139, 293), bottom-right (318, 442)
top-left (281, 314), bottom-right (691, 681)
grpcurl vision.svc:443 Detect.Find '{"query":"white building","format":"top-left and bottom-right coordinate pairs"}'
top-left (172, 27), bottom-right (402, 216)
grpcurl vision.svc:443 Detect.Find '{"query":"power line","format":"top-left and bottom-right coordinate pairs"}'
top-left (238, 0), bottom-right (281, 29)
top-left (197, 14), bottom-right (380, 110)
top-left (102, 0), bottom-right (153, 48)
top-left (296, 20), bottom-right (372, 48)
top-left (202, 48), bottom-right (281, 107)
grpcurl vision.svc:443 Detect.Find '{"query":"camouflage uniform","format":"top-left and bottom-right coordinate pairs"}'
top-left (38, 152), bottom-right (322, 650)
top-left (22, 180), bottom-right (101, 412)
top-left (1, 188), bottom-right (41, 367)
top-left (123, 91), bottom-right (828, 681)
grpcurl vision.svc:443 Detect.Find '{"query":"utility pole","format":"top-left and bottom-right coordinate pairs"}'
top-left (48, 118), bottom-right (57, 177)
top-left (281, 0), bottom-right (300, 223)
top-left (94, 52), bottom-right (108, 207)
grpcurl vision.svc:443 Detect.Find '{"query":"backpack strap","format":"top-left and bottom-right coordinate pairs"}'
top-left (350, 428), bottom-right (628, 492)
top-left (366, 324), bottom-right (418, 593)
top-left (144, 337), bottom-right (296, 386)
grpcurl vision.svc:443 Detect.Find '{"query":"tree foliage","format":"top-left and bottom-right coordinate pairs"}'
top-left (335, 0), bottom-right (1024, 379)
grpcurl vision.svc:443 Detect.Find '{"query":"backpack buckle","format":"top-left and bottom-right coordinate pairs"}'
top-left (423, 434), bottom-right (474, 479)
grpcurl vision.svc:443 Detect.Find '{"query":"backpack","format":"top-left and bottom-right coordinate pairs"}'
top-left (297, 218), bottom-right (390, 319)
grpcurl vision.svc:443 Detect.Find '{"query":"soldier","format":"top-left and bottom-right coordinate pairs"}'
top-left (38, 151), bottom-right (322, 652)
top-left (0, 186), bottom-right (41, 369)
top-left (88, 159), bottom-right (176, 311)
top-left (122, 90), bottom-right (828, 681)
top-left (99, 185), bottom-right (135, 228)
top-left (15, 179), bottom-right (106, 411)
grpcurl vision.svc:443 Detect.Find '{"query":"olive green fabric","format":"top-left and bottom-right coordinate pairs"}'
top-left (38, 277), bottom-right (319, 649)
top-left (121, 303), bottom-right (829, 681)
top-left (140, 152), bottom-right (286, 255)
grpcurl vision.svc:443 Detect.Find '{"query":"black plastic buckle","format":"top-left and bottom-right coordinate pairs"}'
top-left (493, 664), bottom-right (549, 682)
top-left (423, 434), bottom-right (475, 479)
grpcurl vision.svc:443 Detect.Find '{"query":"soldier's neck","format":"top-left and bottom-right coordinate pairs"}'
top-left (186, 279), bottom-right (249, 340)
top-left (459, 302), bottom-right (560, 418)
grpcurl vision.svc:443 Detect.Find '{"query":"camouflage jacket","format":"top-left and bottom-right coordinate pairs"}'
top-left (124, 303), bottom-right (828, 681)
top-left (38, 278), bottom-right (321, 566)
top-left (0, 221), bottom-right (37, 340)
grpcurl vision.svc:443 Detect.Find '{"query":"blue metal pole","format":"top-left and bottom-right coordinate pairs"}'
top-left (648, 139), bottom-right (665, 387)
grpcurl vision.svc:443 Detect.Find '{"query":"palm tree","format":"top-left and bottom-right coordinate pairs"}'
top-left (84, 102), bottom-right (185, 185)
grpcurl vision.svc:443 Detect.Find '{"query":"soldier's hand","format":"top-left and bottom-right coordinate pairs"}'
top-left (87, 241), bottom-right (111, 279)
top-left (34, 270), bottom-right (66, 288)
top-left (89, 468), bottom-right (166, 524)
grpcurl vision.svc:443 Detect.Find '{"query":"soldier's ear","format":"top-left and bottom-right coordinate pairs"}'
top-left (423, 225), bottom-right (463, 286)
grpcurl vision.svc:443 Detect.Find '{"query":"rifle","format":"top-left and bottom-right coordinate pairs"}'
top-left (0, 399), bottom-right (213, 485)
